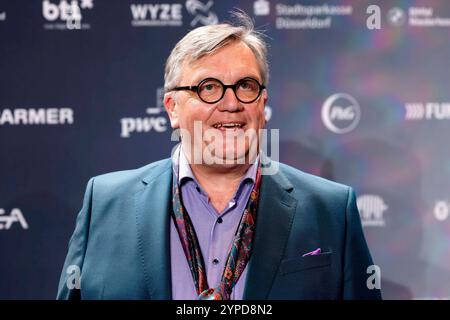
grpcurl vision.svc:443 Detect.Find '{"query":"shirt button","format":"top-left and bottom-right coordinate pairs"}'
top-left (217, 217), bottom-right (223, 224)
top-left (212, 259), bottom-right (219, 265)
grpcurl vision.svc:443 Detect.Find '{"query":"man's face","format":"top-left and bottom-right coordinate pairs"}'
top-left (164, 41), bottom-right (267, 166)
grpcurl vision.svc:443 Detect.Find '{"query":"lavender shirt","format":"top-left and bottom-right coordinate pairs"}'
top-left (170, 147), bottom-right (258, 300)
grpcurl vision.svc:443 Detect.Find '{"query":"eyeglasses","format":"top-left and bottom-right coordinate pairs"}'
top-left (168, 77), bottom-right (266, 104)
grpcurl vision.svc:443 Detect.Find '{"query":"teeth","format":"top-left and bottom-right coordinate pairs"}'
top-left (213, 123), bottom-right (243, 129)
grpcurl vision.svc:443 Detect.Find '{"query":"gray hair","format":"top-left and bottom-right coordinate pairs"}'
top-left (164, 11), bottom-right (269, 92)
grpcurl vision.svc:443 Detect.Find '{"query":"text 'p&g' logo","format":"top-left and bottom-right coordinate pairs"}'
top-left (321, 93), bottom-right (361, 134)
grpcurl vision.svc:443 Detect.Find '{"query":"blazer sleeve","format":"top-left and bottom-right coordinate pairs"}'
top-left (56, 178), bottom-right (94, 300)
top-left (342, 187), bottom-right (382, 300)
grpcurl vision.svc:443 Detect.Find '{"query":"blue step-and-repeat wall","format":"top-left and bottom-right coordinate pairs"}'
top-left (1, 0), bottom-right (450, 299)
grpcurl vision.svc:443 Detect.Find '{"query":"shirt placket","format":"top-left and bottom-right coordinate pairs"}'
top-left (206, 198), bottom-right (238, 289)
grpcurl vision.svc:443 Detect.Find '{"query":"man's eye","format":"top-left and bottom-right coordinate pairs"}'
top-left (201, 82), bottom-right (220, 92)
top-left (239, 80), bottom-right (256, 91)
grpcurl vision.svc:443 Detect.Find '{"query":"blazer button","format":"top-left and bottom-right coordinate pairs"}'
top-left (212, 259), bottom-right (219, 265)
top-left (217, 217), bottom-right (223, 224)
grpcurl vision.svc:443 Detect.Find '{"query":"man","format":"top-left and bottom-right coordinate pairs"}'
top-left (57, 12), bottom-right (381, 300)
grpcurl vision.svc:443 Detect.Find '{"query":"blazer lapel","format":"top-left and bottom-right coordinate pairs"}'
top-left (135, 160), bottom-right (173, 299)
top-left (243, 164), bottom-right (298, 299)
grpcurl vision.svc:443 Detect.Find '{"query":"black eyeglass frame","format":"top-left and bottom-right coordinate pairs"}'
top-left (168, 77), bottom-right (266, 104)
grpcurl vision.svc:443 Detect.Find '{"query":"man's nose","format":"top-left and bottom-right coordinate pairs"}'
top-left (217, 87), bottom-right (243, 112)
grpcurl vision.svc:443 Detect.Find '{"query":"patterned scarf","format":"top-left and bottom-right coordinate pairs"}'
top-left (171, 166), bottom-right (262, 300)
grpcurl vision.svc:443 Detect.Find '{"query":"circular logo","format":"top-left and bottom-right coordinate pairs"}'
top-left (387, 7), bottom-right (406, 26)
top-left (434, 201), bottom-right (449, 221)
top-left (321, 93), bottom-right (361, 134)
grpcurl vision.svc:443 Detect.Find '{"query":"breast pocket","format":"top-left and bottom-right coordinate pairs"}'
top-left (280, 252), bottom-right (332, 275)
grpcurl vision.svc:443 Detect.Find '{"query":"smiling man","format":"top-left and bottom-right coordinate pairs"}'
top-left (57, 11), bottom-right (381, 300)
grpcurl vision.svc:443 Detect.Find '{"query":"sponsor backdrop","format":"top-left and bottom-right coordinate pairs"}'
top-left (1, 0), bottom-right (449, 299)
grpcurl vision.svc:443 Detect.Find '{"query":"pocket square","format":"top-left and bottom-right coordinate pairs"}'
top-left (302, 248), bottom-right (321, 257)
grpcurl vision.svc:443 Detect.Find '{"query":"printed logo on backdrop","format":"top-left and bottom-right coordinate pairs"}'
top-left (321, 93), bottom-right (360, 134)
top-left (0, 208), bottom-right (28, 230)
top-left (0, 10), bottom-right (6, 22)
top-left (186, 0), bottom-right (218, 27)
top-left (357, 195), bottom-right (387, 227)
top-left (408, 7), bottom-right (450, 27)
top-left (405, 102), bottom-right (450, 121)
top-left (260, 2), bottom-right (353, 30)
top-left (130, 3), bottom-right (183, 27)
top-left (130, 0), bottom-right (217, 28)
top-left (254, 0), bottom-right (270, 16)
top-left (387, 7), bottom-right (406, 26)
top-left (0, 107), bottom-right (74, 126)
top-left (264, 105), bottom-right (272, 122)
top-left (434, 201), bottom-right (450, 222)
top-left (366, 5), bottom-right (450, 30)
top-left (120, 88), bottom-right (168, 138)
top-left (42, 0), bottom-right (94, 30)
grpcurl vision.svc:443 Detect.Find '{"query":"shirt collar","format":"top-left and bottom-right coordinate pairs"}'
top-left (171, 144), bottom-right (259, 186)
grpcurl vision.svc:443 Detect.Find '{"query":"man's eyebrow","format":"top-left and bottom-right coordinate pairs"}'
top-left (190, 75), bottom-right (263, 84)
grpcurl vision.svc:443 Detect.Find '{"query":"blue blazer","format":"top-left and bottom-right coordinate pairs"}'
top-left (57, 158), bottom-right (381, 300)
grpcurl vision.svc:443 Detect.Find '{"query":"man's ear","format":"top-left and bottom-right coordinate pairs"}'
top-left (262, 89), bottom-right (268, 105)
top-left (164, 92), bottom-right (180, 129)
